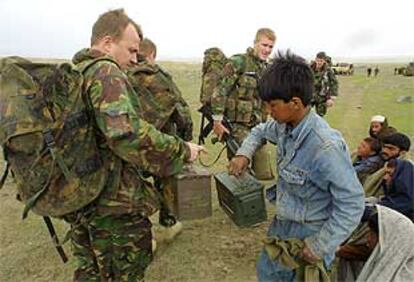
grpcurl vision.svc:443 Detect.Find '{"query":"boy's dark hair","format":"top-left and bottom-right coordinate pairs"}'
top-left (382, 133), bottom-right (411, 152)
top-left (259, 50), bottom-right (313, 106)
top-left (363, 137), bottom-right (381, 154)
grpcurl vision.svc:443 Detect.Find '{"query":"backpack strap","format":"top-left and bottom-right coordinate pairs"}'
top-left (43, 128), bottom-right (73, 181)
top-left (0, 146), bottom-right (9, 190)
top-left (129, 63), bottom-right (159, 75)
top-left (43, 216), bottom-right (68, 263)
top-left (0, 161), bottom-right (9, 190)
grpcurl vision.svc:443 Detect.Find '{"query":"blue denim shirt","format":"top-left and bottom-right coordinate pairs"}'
top-left (237, 111), bottom-right (364, 258)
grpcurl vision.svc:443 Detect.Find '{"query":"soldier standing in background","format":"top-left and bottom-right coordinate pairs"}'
top-left (374, 66), bottom-right (380, 77)
top-left (67, 9), bottom-right (204, 281)
top-left (128, 38), bottom-right (194, 242)
top-left (310, 51), bottom-right (338, 117)
top-left (211, 28), bottom-right (276, 179)
top-left (367, 67), bottom-right (372, 77)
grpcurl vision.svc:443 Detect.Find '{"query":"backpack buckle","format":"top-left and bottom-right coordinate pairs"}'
top-left (43, 129), bottom-right (55, 148)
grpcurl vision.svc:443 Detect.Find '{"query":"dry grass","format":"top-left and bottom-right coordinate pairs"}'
top-left (0, 61), bottom-right (413, 281)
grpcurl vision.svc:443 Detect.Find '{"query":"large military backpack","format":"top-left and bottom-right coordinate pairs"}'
top-left (0, 56), bottom-right (108, 218)
top-left (200, 47), bottom-right (227, 105)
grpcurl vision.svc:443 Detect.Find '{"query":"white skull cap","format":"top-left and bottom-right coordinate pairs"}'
top-left (371, 115), bottom-right (385, 123)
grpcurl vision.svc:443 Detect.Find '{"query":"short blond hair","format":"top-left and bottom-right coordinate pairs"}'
top-left (254, 28), bottom-right (276, 43)
top-left (139, 38), bottom-right (157, 59)
top-left (91, 9), bottom-right (143, 45)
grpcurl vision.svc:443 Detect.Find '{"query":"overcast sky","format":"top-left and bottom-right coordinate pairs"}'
top-left (1, 0), bottom-right (413, 61)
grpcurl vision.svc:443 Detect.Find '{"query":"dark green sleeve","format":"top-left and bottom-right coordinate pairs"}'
top-left (87, 62), bottom-right (190, 177)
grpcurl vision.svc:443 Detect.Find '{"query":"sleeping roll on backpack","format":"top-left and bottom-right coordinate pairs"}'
top-left (200, 47), bottom-right (227, 105)
top-left (0, 56), bottom-right (107, 218)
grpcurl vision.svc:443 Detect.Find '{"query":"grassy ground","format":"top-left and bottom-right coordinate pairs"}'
top-left (0, 62), bottom-right (413, 282)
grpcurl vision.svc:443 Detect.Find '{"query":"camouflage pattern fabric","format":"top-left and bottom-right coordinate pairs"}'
top-left (128, 61), bottom-right (193, 141)
top-left (209, 47), bottom-right (272, 179)
top-left (0, 56), bottom-right (108, 217)
top-left (311, 63), bottom-right (338, 117)
top-left (211, 47), bottom-right (268, 127)
top-left (128, 60), bottom-right (194, 226)
top-left (64, 210), bottom-right (152, 282)
top-left (68, 48), bottom-right (191, 281)
top-left (200, 47), bottom-right (227, 105)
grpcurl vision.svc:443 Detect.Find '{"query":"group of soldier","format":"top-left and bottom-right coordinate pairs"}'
top-left (10, 7), bottom-right (413, 282)
top-left (367, 66), bottom-right (380, 77)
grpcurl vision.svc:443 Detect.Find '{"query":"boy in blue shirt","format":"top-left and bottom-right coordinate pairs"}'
top-left (228, 51), bottom-right (365, 281)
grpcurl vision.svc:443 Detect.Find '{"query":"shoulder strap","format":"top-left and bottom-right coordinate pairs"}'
top-left (76, 56), bottom-right (119, 74)
top-left (129, 63), bottom-right (159, 75)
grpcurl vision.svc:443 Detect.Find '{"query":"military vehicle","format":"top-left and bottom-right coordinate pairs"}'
top-left (332, 63), bottom-right (354, 75)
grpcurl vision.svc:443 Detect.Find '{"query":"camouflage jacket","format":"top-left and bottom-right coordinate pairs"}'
top-left (128, 61), bottom-right (193, 141)
top-left (311, 63), bottom-right (338, 101)
top-left (72, 49), bottom-right (190, 216)
top-left (211, 47), bottom-right (268, 127)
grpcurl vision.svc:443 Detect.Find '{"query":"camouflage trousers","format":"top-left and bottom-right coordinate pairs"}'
top-left (312, 95), bottom-right (328, 117)
top-left (154, 177), bottom-right (178, 227)
top-left (228, 123), bottom-right (274, 180)
top-left (64, 209), bottom-right (153, 282)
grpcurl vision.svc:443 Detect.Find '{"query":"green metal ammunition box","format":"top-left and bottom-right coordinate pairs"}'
top-left (214, 172), bottom-right (267, 227)
top-left (163, 165), bottom-right (212, 220)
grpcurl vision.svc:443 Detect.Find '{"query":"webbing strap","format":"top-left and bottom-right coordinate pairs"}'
top-left (43, 129), bottom-right (72, 182)
top-left (43, 216), bottom-right (68, 263)
top-left (0, 161), bottom-right (9, 190)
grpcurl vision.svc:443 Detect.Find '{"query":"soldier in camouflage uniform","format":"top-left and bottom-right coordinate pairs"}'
top-left (310, 51), bottom-right (338, 117)
top-left (211, 28), bottom-right (276, 179)
top-left (129, 38), bottom-right (193, 142)
top-left (66, 9), bottom-right (204, 281)
top-left (128, 38), bottom-right (193, 236)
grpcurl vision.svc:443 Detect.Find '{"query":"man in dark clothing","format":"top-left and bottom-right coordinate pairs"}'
top-left (379, 159), bottom-right (414, 221)
top-left (367, 67), bottom-right (372, 77)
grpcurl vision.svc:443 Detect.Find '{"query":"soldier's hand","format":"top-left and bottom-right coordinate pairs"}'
top-left (186, 142), bottom-right (207, 162)
top-left (326, 98), bottom-right (334, 108)
top-left (213, 120), bottom-right (230, 141)
top-left (228, 155), bottom-right (249, 176)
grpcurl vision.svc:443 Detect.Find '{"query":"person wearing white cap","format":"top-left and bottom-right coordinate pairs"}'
top-left (369, 115), bottom-right (397, 141)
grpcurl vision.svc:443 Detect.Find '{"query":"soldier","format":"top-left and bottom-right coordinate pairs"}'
top-left (211, 28), bottom-right (276, 179)
top-left (67, 9), bottom-right (204, 281)
top-left (310, 51), bottom-right (338, 117)
top-left (128, 38), bottom-right (194, 240)
top-left (374, 66), bottom-right (380, 77)
top-left (367, 67), bottom-right (372, 77)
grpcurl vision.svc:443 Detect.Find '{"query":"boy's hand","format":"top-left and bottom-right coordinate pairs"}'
top-left (228, 155), bottom-right (249, 176)
top-left (301, 244), bottom-right (321, 264)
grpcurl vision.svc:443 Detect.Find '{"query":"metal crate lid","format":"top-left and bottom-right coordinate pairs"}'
top-left (214, 171), bottom-right (263, 196)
